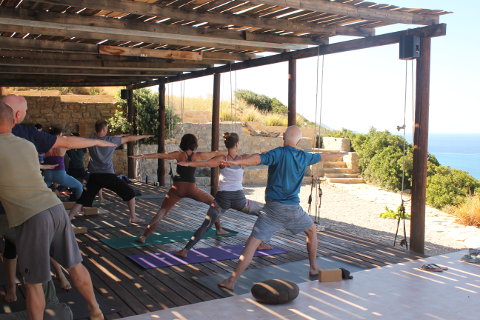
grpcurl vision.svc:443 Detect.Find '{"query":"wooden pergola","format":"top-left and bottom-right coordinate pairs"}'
top-left (0, 0), bottom-right (448, 254)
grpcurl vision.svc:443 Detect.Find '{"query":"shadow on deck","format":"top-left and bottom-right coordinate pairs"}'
top-left (1, 182), bottom-right (426, 319)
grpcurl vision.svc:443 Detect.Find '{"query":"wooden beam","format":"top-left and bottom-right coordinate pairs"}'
top-left (211, 73), bottom-right (220, 197)
top-left (131, 24), bottom-right (446, 88)
top-left (0, 49), bottom-right (213, 66)
top-left (99, 45), bottom-right (203, 61)
top-left (410, 37), bottom-right (431, 255)
top-left (0, 8), bottom-right (310, 52)
top-left (288, 58), bottom-right (296, 126)
top-left (36, 0), bottom-right (374, 37)
top-left (246, 0), bottom-right (439, 25)
top-left (157, 82), bottom-right (166, 187)
top-left (0, 57), bottom-right (207, 71)
top-left (0, 36), bottom-right (99, 53)
top-left (0, 37), bottom-right (256, 62)
top-left (0, 66), bottom-right (177, 77)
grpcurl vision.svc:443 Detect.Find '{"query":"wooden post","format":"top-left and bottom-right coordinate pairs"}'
top-left (410, 37), bottom-right (431, 254)
top-left (288, 58), bottom-right (297, 126)
top-left (126, 88), bottom-right (136, 179)
top-left (211, 73), bottom-right (221, 196)
top-left (157, 82), bottom-right (166, 186)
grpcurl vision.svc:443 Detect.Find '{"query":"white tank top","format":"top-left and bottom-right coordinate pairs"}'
top-left (218, 156), bottom-right (244, 191)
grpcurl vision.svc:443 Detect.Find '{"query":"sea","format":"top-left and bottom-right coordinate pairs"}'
top-left (404, 133), bottom-right (480, 180)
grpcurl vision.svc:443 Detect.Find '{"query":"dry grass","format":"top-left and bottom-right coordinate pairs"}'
top-left (451, 194), bottom-right (480, 227)
top-left (264, 114), bottom-right (288, 126)
top-left (166, 94), bottom-right (314, 128)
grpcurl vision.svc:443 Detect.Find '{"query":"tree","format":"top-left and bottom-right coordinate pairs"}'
top-left (110, 88), bottom-right (180, 139)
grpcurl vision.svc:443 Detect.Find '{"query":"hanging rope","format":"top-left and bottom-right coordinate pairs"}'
top-left (394, 59), bottom-right (412, 250)
top-left (308, 46), bottom-right (325, 226)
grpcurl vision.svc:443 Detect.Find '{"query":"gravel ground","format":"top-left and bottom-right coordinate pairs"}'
top-left (240, 182), bottom-right (480, 257)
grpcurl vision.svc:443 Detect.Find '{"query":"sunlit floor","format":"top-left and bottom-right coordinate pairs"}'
top-left (120, 250), bottom-right (480, 320)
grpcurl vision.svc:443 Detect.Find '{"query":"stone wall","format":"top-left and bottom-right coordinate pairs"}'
top-left (22, 95), bottom-right (116, 136)
top-left (322, 137), bottom-right (351, 152)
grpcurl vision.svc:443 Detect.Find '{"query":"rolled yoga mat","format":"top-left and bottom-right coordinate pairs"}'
top-left (128, 244), bottom-right (288, 269)
top-left (101, 228), bottom-right (238, 249)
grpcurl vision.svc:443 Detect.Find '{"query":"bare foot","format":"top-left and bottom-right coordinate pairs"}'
top-left (216, 228), bottom-right (229, 235)
top-left (129, 217), bottom-right (145, 224)
top-left (89, 309), bottom-right (104, 320)
top-left (174, 249), bottom-right (188, 258)
top-left (58, 274), bottom-right (72, 291)
top-left (4, 286), bottom-right (17, 302)
top-left (218, 277), bottom-right (236, 291)
top-left (136, 235), bottom-right (146, 243)
top-left (257, 242), bottom-right (272, 250)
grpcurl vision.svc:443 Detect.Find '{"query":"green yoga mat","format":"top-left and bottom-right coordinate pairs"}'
top-left (101, 228), bottom-right (238, 249)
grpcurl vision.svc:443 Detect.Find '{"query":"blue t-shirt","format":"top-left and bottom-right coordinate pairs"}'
top-left (87, 136), bottom-right (122, 174)
top-left (0, 125), bottom-right (57, 214)
top-left (260, 146), bottom-right (321, 204)
top-left (12, 124), bottom-right (57, 154)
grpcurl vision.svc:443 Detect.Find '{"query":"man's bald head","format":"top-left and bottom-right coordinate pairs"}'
top-left (0, 101), bottom-right (14, 130)
top-left (284, 125), bottom-right (302, 146)
top-left (0, 94), bottom-right (28, 124)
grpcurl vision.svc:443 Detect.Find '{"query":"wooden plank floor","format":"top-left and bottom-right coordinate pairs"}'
top-left (67, 182), bottom-right (423, 319)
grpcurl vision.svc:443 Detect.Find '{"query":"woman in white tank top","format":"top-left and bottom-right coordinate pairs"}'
top-left (175, 132), bottom-right (270, 258)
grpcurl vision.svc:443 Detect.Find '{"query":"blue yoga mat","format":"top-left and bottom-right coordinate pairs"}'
top-left (129, 244), bottom-right (288, 269)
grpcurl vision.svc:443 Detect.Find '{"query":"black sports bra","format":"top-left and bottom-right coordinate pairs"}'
top-left (173, 152), bottom-right (196, 183)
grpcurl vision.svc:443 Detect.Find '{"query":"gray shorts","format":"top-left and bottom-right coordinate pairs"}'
top-left (215, 190), bottom-right (263, 216)
top-left (15, 204), bottom-right (82, 284)
top-left (250, 202), bottom-right (313, 242)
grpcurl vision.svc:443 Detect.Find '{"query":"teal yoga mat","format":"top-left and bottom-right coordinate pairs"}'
top-left (101, 228), bottom-right (238, 249)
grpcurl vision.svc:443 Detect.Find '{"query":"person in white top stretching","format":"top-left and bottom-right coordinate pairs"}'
top-left (175, 132), bottom-right (270, 258)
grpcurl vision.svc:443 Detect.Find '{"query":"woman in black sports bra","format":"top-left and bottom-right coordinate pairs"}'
top-left (130, 133), bottom-right (228, 243)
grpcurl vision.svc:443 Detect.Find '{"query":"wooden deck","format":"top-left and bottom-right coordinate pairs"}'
top-left (1, 182), bottom-right (425, 319)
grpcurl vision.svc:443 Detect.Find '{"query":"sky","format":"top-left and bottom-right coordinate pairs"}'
top-left (158, 1), bottom-right (480, 134)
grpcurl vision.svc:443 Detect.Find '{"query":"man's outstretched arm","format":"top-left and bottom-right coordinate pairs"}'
top-left (121, 135), bottom-right (153, 144)
top-left (223, 154), bottom-right (261, 167)
top-left (53, 136), bottom-right (116, 149)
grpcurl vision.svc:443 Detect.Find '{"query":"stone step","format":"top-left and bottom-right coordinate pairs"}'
top-left (323, 168), bottom-right (355, 174)
top-left (323, 161), bottom-right (347, 168)
top-left (327, 177), bottom-right (365, 184)
top-left (324, 173), bottom-right (361, 178)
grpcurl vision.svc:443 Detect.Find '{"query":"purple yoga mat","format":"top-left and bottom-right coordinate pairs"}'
top-left (129, 244), bottom-right (288, 269)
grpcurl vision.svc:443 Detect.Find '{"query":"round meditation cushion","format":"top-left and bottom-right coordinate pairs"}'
top-left (250, 279), bottom-right (299, 304)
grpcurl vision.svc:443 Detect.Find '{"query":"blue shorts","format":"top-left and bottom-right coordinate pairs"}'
top-left (250, 202), bottom-right (313, 242)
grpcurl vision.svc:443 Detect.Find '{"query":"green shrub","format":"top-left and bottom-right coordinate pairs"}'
top-left (235, 89), bottom-right (287, 112)
top-left (379, 206), bottom-right (411, 219)
top-left (426, 166), bottom-right (480, 208)
top-left (113, 88), bottom-right (180, 140)
top-left (106, 107), bottom-right (131, 135)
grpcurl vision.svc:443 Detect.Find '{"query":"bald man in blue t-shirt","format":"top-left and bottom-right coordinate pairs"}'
top-left (218, 125), bottom-right (330, 290)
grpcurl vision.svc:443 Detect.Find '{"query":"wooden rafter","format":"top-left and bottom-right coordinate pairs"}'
top-left (34, 0), bottom-right (375, 37)
top-left (0, 8), bottom-right (314, 52)
top-left (246, 0), bottom-right (439, 25)
top-left (0, 37), bottom-right (256, 62)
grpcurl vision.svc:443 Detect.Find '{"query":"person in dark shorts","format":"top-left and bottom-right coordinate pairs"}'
top-left (0, 101), bottom-right (104, 320)
top-left (218, 126), bottom-right (334, 290)
top-left (130, 133), bottom-right (228, 243)
top-left (68, 120), bottom-right (151, 223)
top-left (0, 94), bottom-right (114, 304)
